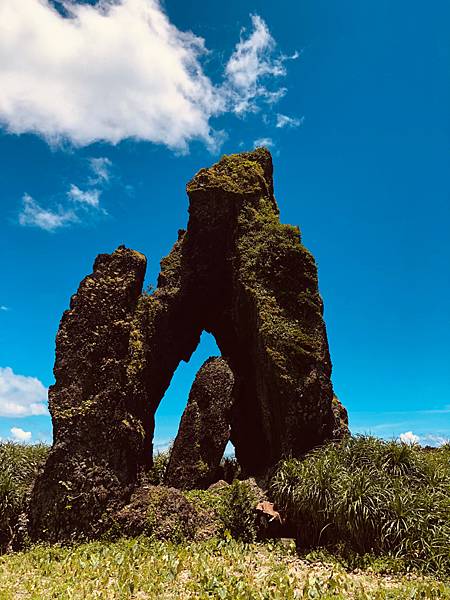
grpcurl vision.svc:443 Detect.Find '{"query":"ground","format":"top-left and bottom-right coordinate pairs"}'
top-left (0, 537), bottom-right (449, 599)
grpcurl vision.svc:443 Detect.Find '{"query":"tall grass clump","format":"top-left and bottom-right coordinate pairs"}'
top-left (271, 436), bottom-right (450, 576)
top-left (0, 442), bottom-right (49, 551)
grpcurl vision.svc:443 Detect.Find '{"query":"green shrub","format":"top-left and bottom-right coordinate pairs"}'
top-left (184, 480), bottom-right (262, 542)
top-left (147, 447), bottom-right (171, 485)
top-left (113, 485), bottom-right (210, 543)
top-left (219, 480), bottom-right (259, 542)
top-left (220, 456), bottom-right (241, 483)
top-left (271, 436), bottom-right (450, 575)
top-left (0, 442), bottom-right (49, 551)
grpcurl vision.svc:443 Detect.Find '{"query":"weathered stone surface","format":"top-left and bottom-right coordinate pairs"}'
top-left (165, 357), bottom-right (235, 490)
top-left (130, 148), bottom-right (347, 475)
top-left (30, 148), bottom-right (348, 540)
top-left (332, 394), bottom-right (349, 439)
top-left (29, 247), bottom-right (147, 541)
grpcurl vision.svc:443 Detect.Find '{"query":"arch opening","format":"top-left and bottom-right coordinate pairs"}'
top-left (153, 331), bottom-right (220, 457)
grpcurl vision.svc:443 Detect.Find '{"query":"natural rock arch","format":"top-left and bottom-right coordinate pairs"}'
top-left (30, 148), bottom-right (347, 541)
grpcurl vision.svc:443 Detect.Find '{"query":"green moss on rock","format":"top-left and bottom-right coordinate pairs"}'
top-left (30, 149), bottom-right (347, 543)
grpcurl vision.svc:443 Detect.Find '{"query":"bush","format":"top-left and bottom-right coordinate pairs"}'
top-left (113, 484), bottom-right (222, 543)
top-left (271, 436), bottom-right (450, 575)
top-left (0, 442), bottom-right (49, 551)
top-left (147, 447), bottom-right (171, 485)
top-left (220, 456), bottom-right (241, 483)
top-left (184, 479), bottom-right (269, 542)
top-left (219, 480), bottom-right (260, 542)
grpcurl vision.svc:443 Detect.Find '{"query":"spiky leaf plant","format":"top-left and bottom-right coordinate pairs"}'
top-left (271, 436), bottom-right (450, 575)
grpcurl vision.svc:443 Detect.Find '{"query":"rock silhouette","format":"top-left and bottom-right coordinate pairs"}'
top-left (30, 148), bottom-right (348, 540)
top-left (164, 357), bottom-right (235, 490)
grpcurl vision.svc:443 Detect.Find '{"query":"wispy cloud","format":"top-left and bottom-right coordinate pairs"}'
top-left (276, 113), bottom-right (304, 128)
top-left (350, 406), bottom-right (450, 447)
top-left (19, 159), bottom-right (110, 231)
top-left (67, 185), bottom-right (101, 208)
top-left (0, 2), bottom-right (293, 152)
top-left (89, 157), bottom-right (112, 184)
top-left (254, 137), bottom-right (275, 148)
top-left (10, 427), bottom-right (32, 442)
top-left (0, 366), bottom-right (48, 417)
top-left (0, 305), bottom-right (8, 312)
top-left (153, 439), bottom-right (172, 452)
top-left (422, 434), bottom-right (449, 446)
top-left (225, 15), bottom-right (296, 115)
top-left (420, 406), bottom-right (450, 414)
top-left (19, 194), bottom-right (77, 232)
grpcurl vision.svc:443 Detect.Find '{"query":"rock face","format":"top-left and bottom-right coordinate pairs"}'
top-left (30, 148), bottom-right (348, 540)
top-left (165, 357), bottom-right (235, 490)
top-left (130, 148), bottom-right (343, 474)
top-left (29, 247), bottom-right (147, 541)
top-left (332, 395), bottom-right (349, 439)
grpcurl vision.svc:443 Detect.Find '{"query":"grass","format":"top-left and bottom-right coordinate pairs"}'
top-left (0, 442), bottom-right (49, 551)
top-left (0, 536), bottom-right (449, 599)
top-left (271, 436), bottom-right (450, 577)
top-left (1, 437), bottom-right (449, 597)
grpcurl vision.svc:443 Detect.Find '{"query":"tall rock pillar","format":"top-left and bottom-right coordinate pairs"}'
top-left (30, 247), bottom-right (147, 541)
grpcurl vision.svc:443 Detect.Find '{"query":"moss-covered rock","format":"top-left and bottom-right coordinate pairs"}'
top-left (29, 247), bottom-right (147, 542)
top-left (131, 148), bottom-right (346, 474)
top-left (165, 357), bottom-right (235, 490)
top-left (30, 149), bottom-right (347, 542)
top-left (112, 485), bottom-right (219, 542)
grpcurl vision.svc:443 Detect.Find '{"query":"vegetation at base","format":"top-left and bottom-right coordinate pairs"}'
top-left (0, 442), bottom-right (49, 551)
top-left (1, 436), bottom-right (449, 597)
top-left (147, 447), bottom-right (171, 485)
top-left (184, 479), bottom-right (260, 542)
top-left (271, 436), bottom-right (450, 576)
top-left (219, 479), bottom-right (259, 542)
top-left (0, 536), bottom-right (449, 599)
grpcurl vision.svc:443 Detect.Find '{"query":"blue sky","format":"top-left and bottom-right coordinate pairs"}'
top-left (0, 0), bottom-right (449, 448)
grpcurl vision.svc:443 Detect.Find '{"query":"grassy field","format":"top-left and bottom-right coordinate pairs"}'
top-left (0, 536), bottom-right (449, 599)
top-left (1, 438), bottom-right (449, 598)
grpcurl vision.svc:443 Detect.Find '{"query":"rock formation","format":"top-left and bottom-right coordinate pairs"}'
top-left (30, 148), bottom-right (348, 540)
top-left (29, 247), bottom-right (147, 541)
top-left (128, 148), bottom-right (345, 473)
top-left (164, 357), bottom-right (235, 490)
top-left (332, 395), bottom-right (349, 439)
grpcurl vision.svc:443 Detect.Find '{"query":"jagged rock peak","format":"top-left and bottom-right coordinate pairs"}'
top-left (187, 147), bottom-right (274, 196)
top-left (30, 149), bottom-right (348, 541)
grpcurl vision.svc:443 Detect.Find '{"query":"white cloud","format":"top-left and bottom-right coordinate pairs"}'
top-left (19, 194), bottom-right (78, 231)
top-left (225, 15), bottom-right (297, 115)
top-left (0, 1), bottom-right (292, 151)
top-left (10, 427), bottom-right (32, 442)
top-left (89, 157), bottom-right (112, 184)
top-left (422, 434), bottom-right (450, 447)
top-left (67, 184), bottom-right (101, 208)
top-left (276, 113), bottom-right (304, 128)
top-left (19, 180), bottom-right (105, 233)
top-left (399, 431), bottom-right (420, 445)
top-left (0, 367), bottom-right (48, 417)
top-left (254, 137), bottom-right (274, 148)
top-left (0, 306), bottom-right (8, 312)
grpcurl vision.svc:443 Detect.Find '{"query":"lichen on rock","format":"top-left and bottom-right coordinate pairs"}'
top-left (30, 149), bottom-right (348, 541)
top-left (29, 246), bottom-right (147, 541)
top-left (165, 357), bottom-right (235, 490)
